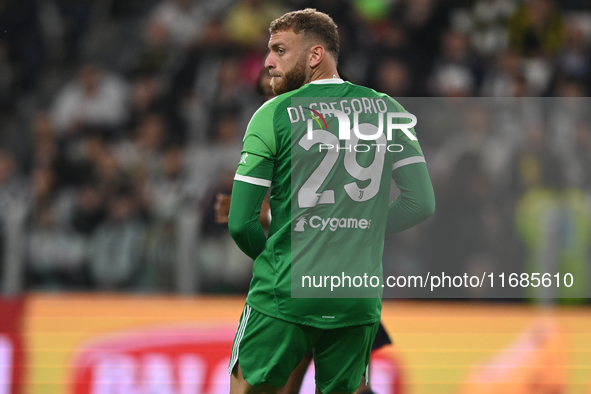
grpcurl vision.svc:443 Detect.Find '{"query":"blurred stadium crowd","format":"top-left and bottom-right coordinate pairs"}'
top-left (0, 0), bottom-right (590, 299)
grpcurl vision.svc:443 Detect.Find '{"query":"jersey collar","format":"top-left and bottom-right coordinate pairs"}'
top-left (309, 77), bottom-right (344, 84)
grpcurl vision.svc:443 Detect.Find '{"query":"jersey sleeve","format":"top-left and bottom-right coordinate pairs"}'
top-left (387, 162), bottom-right (435, 233)
top-left (229, 101), bottom-right (279, 259)
top-left (383, 97), bottom-right (434, 232)
top-left (234, 101), bottom-right (278, 187)
top-left (241, 101), bottom-right (278, 159)
top-left (228, 179), bottom-right (268, 260)
top-left (388, 98), bottom-right (426, 172)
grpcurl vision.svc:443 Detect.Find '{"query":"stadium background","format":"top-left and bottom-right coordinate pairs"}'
top-left (1, 0), bottom-right (591, 393)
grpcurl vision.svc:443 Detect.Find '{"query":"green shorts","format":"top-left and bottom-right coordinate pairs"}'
top-left (229, 304), bottom-right (379, 394)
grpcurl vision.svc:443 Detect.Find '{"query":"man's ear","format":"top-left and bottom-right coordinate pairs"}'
top-left (308, 45), bottom-right (324, 68)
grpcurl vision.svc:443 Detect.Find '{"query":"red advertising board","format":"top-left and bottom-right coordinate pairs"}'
top-left (71, 326), bottom-right (235, 394)
top-left (0, 298), bottom-right (25, 394)
top-left (70, 325), bottom-right (401, 394)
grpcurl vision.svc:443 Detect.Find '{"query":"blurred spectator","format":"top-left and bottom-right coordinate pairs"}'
top-left (210, 109), bottom-right (241, 145)
top-left (140, 146), bottom-right (196, 292)
top-left (0, 0), bottom-right (45, 92)
top-left (511, 124), bottom-right (552, 195)
top-left (481, 49), bottom-right (528, 96)
top-left (128, 74), bottom-right (167, 131)
top-left (383, 227), bottom-right (430, 298)
top-left (390, 0), bottom-right (451, 66)
top-left (185, 54), bottom-right (255, 139)
top-left (367, 24), bottom-right (425, 94)
top-left (430, 28), bottom-right (482, 95)
top-left (0, 150), bottom-right (27, 290)
top-left (431, 64), bottom-right (476, 96)
top-left (223, 0), bottom-right (284, 47)
top-left (0, 144), bottom-right (28, 289)
top-left (239, 30), bottom-right (270, 87)
top-left (149, 0), bottom-right (209, 48)
top-left (26, 202), bottom-right (88, 290)
top-left (71, 182), bottom-right (105, 236)
top-left (50, 131), bottom-right (106, 188)
top-left (30, 112), bottom-right (58, 171)
top-left (93, 149), bottom-right (134, 206)
top-left (375, 59), bottom-right (412, 97)
top-left (146, 145), bottom-right (195, 221)
top-left (118, 21), bottom-right (178, 139)
top-left (127, 21), bottom-right (179, 78)
top-left (572, 124), bottom-right (591, 191)
top-left (0, 150), bottom-right (29, 285)
top-left (115, 113), bottom-right (167, 177)
top-left (185, 107), bottom-right (243, 211)
top-left (52, 0), bottom-right (93, 64)
top-left (301, 0), bottom-right (356, 38)
top-left (51, 63), bottom-right (131, 135)
top-left (26, 166), bottom-right (84, 290)
top-left (0, 41), bottom-right (14, 109)
top-left (432, 103), bottom-right (511, 188)
top-left (255, 68), bottom-right (275, 102)
top-left (171, 18), bottom-right (234, 142)
top-left (469, 0), bottom-right (516, 57)
top-left (555, 76), bottom-right (587, 96)
top-left (199, 169), bottom-right (252, 293)
top-left (513, 126), bottom-right (591, 301)
top-left (0, 150), bottom-right (29, 221)
top-left (507, 0), bottom-right (565, 57)
top-left (427, 153), bottom-right (495, 290)
top-left (352, 0), bottom-right (393, 24)
top-left (213, 58), bottom-right (247, 109)
top-left (556, 21), bottom-right (591, 81)
top-left (89, 186), bottom-right (146, 290)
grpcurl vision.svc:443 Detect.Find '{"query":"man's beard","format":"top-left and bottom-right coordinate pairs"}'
top-left (271, 54), bottom-right (307, 95)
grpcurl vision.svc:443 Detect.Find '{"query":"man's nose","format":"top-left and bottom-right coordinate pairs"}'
top-left (264, 53), bottom-right (275, 69)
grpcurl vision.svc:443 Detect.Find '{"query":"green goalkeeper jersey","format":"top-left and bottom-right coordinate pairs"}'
top-left (234, 78), bottom-right (425, 329)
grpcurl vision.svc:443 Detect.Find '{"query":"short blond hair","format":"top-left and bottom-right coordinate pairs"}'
top-left (269, 9), bottom-right (339, 62)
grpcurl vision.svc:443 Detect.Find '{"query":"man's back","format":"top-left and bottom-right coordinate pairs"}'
top-left (238, 78), bottom-right (425, 328)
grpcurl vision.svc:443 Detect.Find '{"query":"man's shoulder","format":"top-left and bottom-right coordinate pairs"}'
top-left (346, 83), bottom-right (405, 107)
top-left (244, 95), bottom-right (293, 142)
top-left (305, 80), bottom-right (405, 107)
top-left (345, 81), bottom-right (383, 95)
top-left (250, 93), bottom-right (295, 120)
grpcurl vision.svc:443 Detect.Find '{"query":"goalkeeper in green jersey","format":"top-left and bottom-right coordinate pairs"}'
top-left (217, 194), bottom-right (392, 394)
top-left (227, 9), bottom-right (435, 394)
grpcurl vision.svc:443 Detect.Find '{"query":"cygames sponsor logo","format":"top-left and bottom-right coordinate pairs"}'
top-left (294, 215), bottom-right (371, 232)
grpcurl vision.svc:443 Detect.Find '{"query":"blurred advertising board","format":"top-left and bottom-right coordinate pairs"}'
top-left (23, 294), bottom-right (401, 394)
top-left (69, 326), bottom-right (400, 394)
top-left (0, 298), bottom-right (25, 394)
top-left (70, 326), bottom-right (236, 394)
top-left (18, 294), bottom-right (591, 394)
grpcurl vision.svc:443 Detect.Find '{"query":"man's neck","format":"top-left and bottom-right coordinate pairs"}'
top-left (307, 67), bottom-right (340, 83)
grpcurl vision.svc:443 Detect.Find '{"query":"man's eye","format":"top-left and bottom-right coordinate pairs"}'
top-left (278, 49), bottom-right (285, 54)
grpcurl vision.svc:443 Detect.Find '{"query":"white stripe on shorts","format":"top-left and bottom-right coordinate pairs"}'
top-left (228, 304), bottom-right (252, 374)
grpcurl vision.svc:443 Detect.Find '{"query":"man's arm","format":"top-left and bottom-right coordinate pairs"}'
top-left (228, 181), bottom-right (268, 260)
top-left (216, 194), bottom-right (271, 227)
top-left (386, 162), bottom-right (435, 234)
top-left (228, 148), bottom-right (275, 260)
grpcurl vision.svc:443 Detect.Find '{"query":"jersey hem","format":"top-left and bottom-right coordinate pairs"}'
top-left (245, 300), bottom-right (381, 330)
